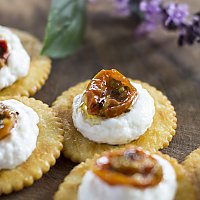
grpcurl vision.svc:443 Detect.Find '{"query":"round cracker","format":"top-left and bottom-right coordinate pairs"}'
top-left (52, 80), bottom-right (177, 163)
top-left (54, 149), bottom-right (195, 200)
top-left (182, 148), bottom-right (200, 199)
top-left (0, 28), bottom-right (51, 97)
top-left (0, 96), bottom-right (63, 195)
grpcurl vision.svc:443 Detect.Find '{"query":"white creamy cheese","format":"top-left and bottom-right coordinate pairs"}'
top-left (72, 83), bottom-right (155, 145)
top-left (78, 155), bottom-right (177, 200)
top-left (0, 26), bottom-right (30, 90)
top-left (0, 99), bottom-right (39, 170)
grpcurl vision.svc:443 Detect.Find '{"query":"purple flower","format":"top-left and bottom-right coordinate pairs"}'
top-left (165, 3), bottom-right (189, 27)
top-left (137, 0), bottom-right (163, 34)
top-left (136, 21), bottom-right (157, 35)
top-left (140, 0), bottom-right (163, 21)
top-left (114, 0), bottom-right (131, 16)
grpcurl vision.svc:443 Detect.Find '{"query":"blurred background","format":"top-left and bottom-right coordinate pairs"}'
top-left (0, 0), bottom-right (200, 199)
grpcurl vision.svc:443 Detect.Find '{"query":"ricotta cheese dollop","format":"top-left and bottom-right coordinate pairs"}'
top-left (78, 155), bottom-right (177, 200)
top-left (0, 99), bottom-right (39, 170)
top-left (72, 83), bottom-right (155, 145)
top-left (0, 26), bottom-right (30, 90)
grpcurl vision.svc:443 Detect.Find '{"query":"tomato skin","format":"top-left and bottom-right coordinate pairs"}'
top-left (0, 40), bottom-right (8, 68)
top-left (0, 103), bottom-right (17, 140)
top-left (85, 69), bottom-right (138, 118)
top-left (92, 148), bottom-right (163, 188)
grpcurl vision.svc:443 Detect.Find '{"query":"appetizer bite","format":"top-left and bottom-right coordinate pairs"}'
top-left (0, 25), bottom-right (51, 96)
top-left (73, 69), bottom-right (154, 144)
top-left (183, 147), bottom-right (200, 199)
top-left (54, 147), bottom-right (195, 200)
top-left (0, 97), bottom-right (63, 195)
top-left (53, 69), bottom-right (177, 162)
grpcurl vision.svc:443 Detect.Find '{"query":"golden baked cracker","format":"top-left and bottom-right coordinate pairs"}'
top-left (182, 148), bottom-right (200, 199)
top-left (0, 96), bottom-right (64, 195)
top-left (54, 150), bottom-right (195, 200)
top-left (52, 80), bottom-right (177, 163)
top-left (0, 28), bottom-right (51, 97)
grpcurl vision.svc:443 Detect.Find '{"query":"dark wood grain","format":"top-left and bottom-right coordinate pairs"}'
top-left (0, 0), bottom-right (200, 199)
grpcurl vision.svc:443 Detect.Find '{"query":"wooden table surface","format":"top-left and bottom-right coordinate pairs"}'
top-left (0, 0), bottom-right (200, 199)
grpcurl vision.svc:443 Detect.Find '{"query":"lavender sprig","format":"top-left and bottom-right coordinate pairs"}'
top-left (165, 3), bottom-right (189, 27)
top-left (178, 13), bottom-right (200, 46)
top-left (114, 0), bottom-right (200, 46)
top-left (115, 0), bottom-right (131, 16)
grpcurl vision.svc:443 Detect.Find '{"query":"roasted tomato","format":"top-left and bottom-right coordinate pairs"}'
top-left (92, 148), bottom-right (163, 188)
top-left (0, 103), bottom-right (18, 140)
top-left (0, 40), bottom-right (8, 68)
top-left (85, 69), bottom-right (138, 118)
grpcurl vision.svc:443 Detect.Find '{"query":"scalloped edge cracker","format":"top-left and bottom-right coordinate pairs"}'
top-left (52, 80), bottom-right (177, 163)
top-left (54, 149), bottom-right (195, 200)
top-left (0, 28), bottom-right (51, 97)
top-left (182, 148), bottom-right (200, 200)
top-left (0, 96), bottom-right (63, 195)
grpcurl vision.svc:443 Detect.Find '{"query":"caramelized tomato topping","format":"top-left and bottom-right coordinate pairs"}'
top-left (0, 40), bottom-right (8, 68)
top-left (92, 148), bottom-right (163, 188)
top-left (85, 69), bottom-right (138, 118)
top-left (0, 103), bottom-right (18, 140)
